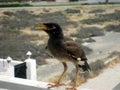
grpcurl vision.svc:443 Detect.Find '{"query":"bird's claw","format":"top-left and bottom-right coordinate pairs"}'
top-left (66, 87), bottom-right (77, 90)
top-left (48, 83), bottom-right (65, 89)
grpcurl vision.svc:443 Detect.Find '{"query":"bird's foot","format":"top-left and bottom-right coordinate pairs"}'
top-left (48, 83), bottom-right (65, 89)
top-left (66, 87), bottom-right (77, 90)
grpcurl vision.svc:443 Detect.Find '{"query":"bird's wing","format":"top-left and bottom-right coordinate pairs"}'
top-left (62, 39), bottom-right (90, 71)
top-left (64, 36), bottom-right (74, 41)
top-left (62, 39), bottom-right (86, 61)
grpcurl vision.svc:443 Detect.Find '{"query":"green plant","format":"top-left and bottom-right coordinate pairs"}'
top-left (90, 60), bottom-right (104, 75)
top-left (105, 24), bottom-right (120, 32)
top-left (0, 3), bottom-right (32, 7)
top-left (3, 11), bottom-right (14, 16)
top-left (89, 9), bottom-right (105, 13)
top-left (71, 27), bottom-right (104, 38)
top-left (65, 8), bottom-right (80, 14)
top-left (81, 10), bottom-right (120, 24)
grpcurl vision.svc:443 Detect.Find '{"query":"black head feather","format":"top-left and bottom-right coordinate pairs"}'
top-left (43, 23), bottom-right (64, 39)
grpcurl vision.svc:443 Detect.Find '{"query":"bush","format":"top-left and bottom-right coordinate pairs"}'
top-left (71, 27), bottom-right (104, 39)
top-left (105, 24), bottom-right (120, 32)
top-left (90, 60), bottom-right (104, 75)
top-left (0, 3), bottom-right (32, 7)
top-left (89, 9), bottom-right (105, 13)
top-left (65, 9), bottom-right (80, 14)
top-left (1, 10), bottom-right (38, 31)
top-left (81, 10), bottom-right (120, 24)
top-left (3, 11), bottom-right (14, 16)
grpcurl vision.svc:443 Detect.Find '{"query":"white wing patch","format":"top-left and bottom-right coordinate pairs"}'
top-left (78, 60), bottom-right (85, 66)
top-left (77, 58), bottom-right (81, 61)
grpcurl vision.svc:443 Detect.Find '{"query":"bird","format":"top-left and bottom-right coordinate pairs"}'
top-left (35, 23), bottom-right (91, 90)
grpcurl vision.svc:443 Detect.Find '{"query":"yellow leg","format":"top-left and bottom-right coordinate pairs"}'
top-left (48, 62), bottom-right (67, 88)
top-left (66, 65), bottom-right (79, 90)
top-left (56, 62), bottom-right (67, 84)
top-left (74, 65), bottom-right (79, 87)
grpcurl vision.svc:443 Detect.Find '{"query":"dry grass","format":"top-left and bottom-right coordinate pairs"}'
top-left (107, 57), bottom-right (120, 68)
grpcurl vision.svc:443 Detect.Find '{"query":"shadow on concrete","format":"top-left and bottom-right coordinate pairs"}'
top-left (113, 83), bottom-right (120, 90)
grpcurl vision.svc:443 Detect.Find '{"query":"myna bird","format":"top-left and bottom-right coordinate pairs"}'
top-left (35, 23), bottom-right (91, 90)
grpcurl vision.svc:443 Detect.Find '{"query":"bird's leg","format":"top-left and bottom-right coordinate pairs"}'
top-left (48, 62), bottom-right (67, 88)
top-left (56, 62), bottom-right (67, 84)
top-left (66, 65), bottom-right (79, 90)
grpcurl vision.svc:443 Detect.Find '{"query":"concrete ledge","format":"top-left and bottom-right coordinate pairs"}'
top-left (0, 75), bottom-right (48, 90)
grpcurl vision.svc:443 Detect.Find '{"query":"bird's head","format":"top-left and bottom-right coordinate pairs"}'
top-left (35, 23), bottom-right (64, 39)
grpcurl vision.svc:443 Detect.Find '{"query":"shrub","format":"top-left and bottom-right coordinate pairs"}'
top-left (43, 8), bottom-right (50, 12)
top-left (1, 10), bottom-right (38, 31)
top-left (0, 3), bottom-right (32, 7)
top-left (81, 10), bottom-right (120, 24)
top-left (3, 11), bottom-right (14, 16)
top-left (71, 27), bottom-right (104, 39)
top-left (0, 17), bottom-right (20, 37)
top-left (65, 9), bottom-right (80, 14)
top-left (105, 24), bottom-right (120, 32)
top-left (90, 60), bottom-right (105, 75)
top-left (89, 9), bottom-right (105, 13)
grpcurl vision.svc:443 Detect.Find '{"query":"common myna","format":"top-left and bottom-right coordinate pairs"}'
top-left (35, 23), bottom-right (91, 90)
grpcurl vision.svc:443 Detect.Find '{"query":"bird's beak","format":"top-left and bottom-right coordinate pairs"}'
top-left (35, 23), bottom-right (49, 31)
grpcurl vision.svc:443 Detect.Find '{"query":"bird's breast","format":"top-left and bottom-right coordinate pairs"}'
top-left (48, 39), bottom-right (65, 58)
top-left (47, 39), bottom-right (79, 63)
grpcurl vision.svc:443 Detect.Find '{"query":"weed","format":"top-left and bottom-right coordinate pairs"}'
top-left (81, 10), bottom-right (120, 24)
top-left (71, 27), bottom-right (104, 39)
top-left (105, 24), bottom-right (120, 32)
top-left (65, 8), bottom-right (80, 14)
top-left (89, 9), bottom-right (105, 13)
top-left (0, 3), bottom-right (32, 7)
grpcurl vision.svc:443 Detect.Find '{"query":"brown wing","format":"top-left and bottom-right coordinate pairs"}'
top-left (62, 38), bottom-right (87, 61)
top-left (64, 36), bottom-right (74, 41)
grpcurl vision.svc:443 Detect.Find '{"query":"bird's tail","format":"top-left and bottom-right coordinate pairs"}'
top-left (78, 61), bottom-right (91, 72)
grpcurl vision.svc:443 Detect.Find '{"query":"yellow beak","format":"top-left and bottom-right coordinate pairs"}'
top-left (35, 23), bottom-right (49, 31)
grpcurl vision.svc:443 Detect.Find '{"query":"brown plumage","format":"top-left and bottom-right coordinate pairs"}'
top-left (35, 23), bottom-right (91, 90)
